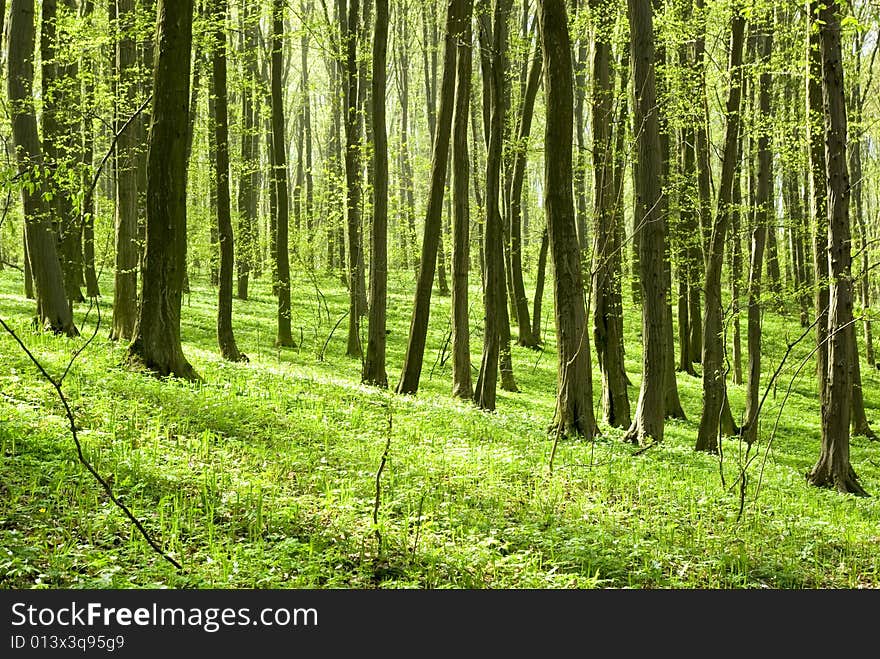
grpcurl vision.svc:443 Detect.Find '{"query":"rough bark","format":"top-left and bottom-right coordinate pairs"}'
top-left (624, 0), bottom-right (667, 445)
top-left (272, 0), bottom-right (294, 347)
top-left (695, 8), bottom-right (745, 453)
top-left (127, 0), bottom-right (197, 379)
top-left (539, 0), bottom-right (597, 439)
top-left (807, 0), bottom-right (867, 495)
top-left (396, 0), bottom-right (467, 395)
top-left (8, 0), bottom-right (77, 336)
top-left (362, 0), bottom-right (389, 387)
top-left (210, 0), bottom-right (244, 362)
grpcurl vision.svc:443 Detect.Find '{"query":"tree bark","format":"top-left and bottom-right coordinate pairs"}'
top-left (695, 8), bottom-right (745, 453)
top-left (127, 0), bottom-right (196, 379)
top-left (808, 0), bottom-right (867, 495)
top-left (236, 1), bottom-right (259, 301)
top-left (8, 0), bottom-right (77, 336)
top-left (742, 25), bottom-right (772, 445)
top-left (396, 0), bottom-right (467, 395)
top-left (538, 0), bottom-right (596, 439)
top-left (624, 0), bottom-right (667, 445)
top-left (362, 0), bottom-right (389, 387)
top-left (210, 0), bottom-right (244, 362)
top-left (451, 0), bottom-right (474, 400)
top-left (272, 0), bottom-right (294, 347)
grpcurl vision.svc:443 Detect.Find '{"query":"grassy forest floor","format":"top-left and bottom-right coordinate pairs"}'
top-left (1, 263), bottom-right (879, 589)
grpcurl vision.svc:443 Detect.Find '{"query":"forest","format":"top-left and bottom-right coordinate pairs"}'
top-left (0, 0), bottom-right (879, 590)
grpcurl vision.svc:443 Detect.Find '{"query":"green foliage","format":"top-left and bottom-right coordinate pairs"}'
top-left (1, 267), bottom-right (878, 589)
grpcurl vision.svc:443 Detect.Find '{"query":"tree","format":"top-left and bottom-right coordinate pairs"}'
top-left (396, 0), bottom-right (468, 396)
top-left (538, 0), bottom-right (596, 438)
top-left (694, 5), bottom-right (745, 453)
top-left (272, 0), bottom-right (295, 348)
top-left (7, 0), bottom-right (78, 337)
top-left (451, 0), bottom-right (475, 400)
top-left (624, 0), bottom-right (666, 445)
top-left (591, 0), bottom-right (630, 429)
top-left (127, 0), bottom-right (197, 379)
top-left (807, 0), bottom-right (867, 495)
top-left (209, 0), bottom-right (244, 362)
top-left (362, 0), bottom-right (389, 387)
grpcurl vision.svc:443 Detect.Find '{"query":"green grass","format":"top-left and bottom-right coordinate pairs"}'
top-left (1, 261), bottom-right (878, 589)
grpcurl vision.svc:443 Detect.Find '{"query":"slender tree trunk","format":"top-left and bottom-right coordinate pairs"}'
top-left (41, 0), bottom-right (83, 306)
top-left (272, 0), bottom-right (294, 347)
top-left (301, 0), bottom-right (315, 266)
top-left (539, 0), bottom-right (596, 439)
top-left (808, 0), bottom-right (867, 495)
top-left (363, 0), bottom-right (389, 387)
top-left (80, 0), bottom-right (100, 298)
top-left (624, 0), bottom-right (667, 445)
top-left (742, 25), bottom-right (772, 445)
top-left (730, 162), bottom-right (744, 385)
top-left (396, 0), bottom-right (467, 395)
top-left (451, 0), bottom-right (474, 399)
top-left (474, 0), bottom-right (515, 410)
top-left (8, 0), bottom-right (77, 336)
top-left (592, 0), bottom-right (630, 428)
top-left (210, 0), bottom-right (244, 362)
top-left (695, 8), bottom-right (745, 453)
top-left (128, 0), bottom-right (196, 379)
top-left (808, 2), bottom-right (829, 428)
top-left (506, 38), bottom-right (541, 348)
top-left (532, 226), bottom-right (549, 341)
top-left (343, 0), bottom-right (364, 357)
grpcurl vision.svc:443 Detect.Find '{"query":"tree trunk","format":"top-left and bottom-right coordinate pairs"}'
top-left (41, 0), bottom-right (83, 306)
top-left (624, 0), bottom-right (667, 445)
top-left (272, 0), bottom-right (294, 347)
top-left (343, 0), bottom-right (364, 357)
top-left (695, 8), bottom-right (745, 453)
top-left (592, 0), bottom-right (630, 428)
top-left (8, 0), bottom-right (77, 336)
top-left (210, 0), bottom-right (244, 362)
top-left (362, 0), bottom-right (389, 387)
top-left (396, 0), bottom-right (468, 395)
top-left (538, 0), bottom-right (596, 439)
top-left (301, 0), bottom-right (315, 266)
top-left (807, 0), bottom-right (867, 495)
top-left (80, 0), bottom-right (100, 298)
top-left (506, 37), bottom-right (541, 348)
top-left (474, 0), bottom-right (515, 411)
top-left (532, 226), bottom-right (549, 341)
top-left (808, 2), bottom-right (829, 428)
top-left (236, 1), bottom-right (259, 301)
top-left (451, 1), bottom-right (474, 400)
top-left (127, 0), bottom-right (196, 378)
top-left (742, 25), bottom-right (772, 445)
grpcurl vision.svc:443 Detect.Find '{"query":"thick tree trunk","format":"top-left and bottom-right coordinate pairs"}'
top-left (362, 0), bottom-right (389, 387)
top-left (808, 0), bottom-right (867, 495)
top-left (451, 2), bottom-right (474, 400)
top-left (8, 0), bottom-right (77, 336)
top-left (127, 0), bottom-right (196, 379)
top-left (624, 0), bottom-right (666, 445)
top-left (272, 0), bottom-right (294, 347)
top-left (695, 9), bottom-right (745, 453)
top-left (396, 0), bottom-right (467, 395)
top-left (539, 0), bottom-right (596, 439)
top-left (210, 0), bottom-right (244, 362)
